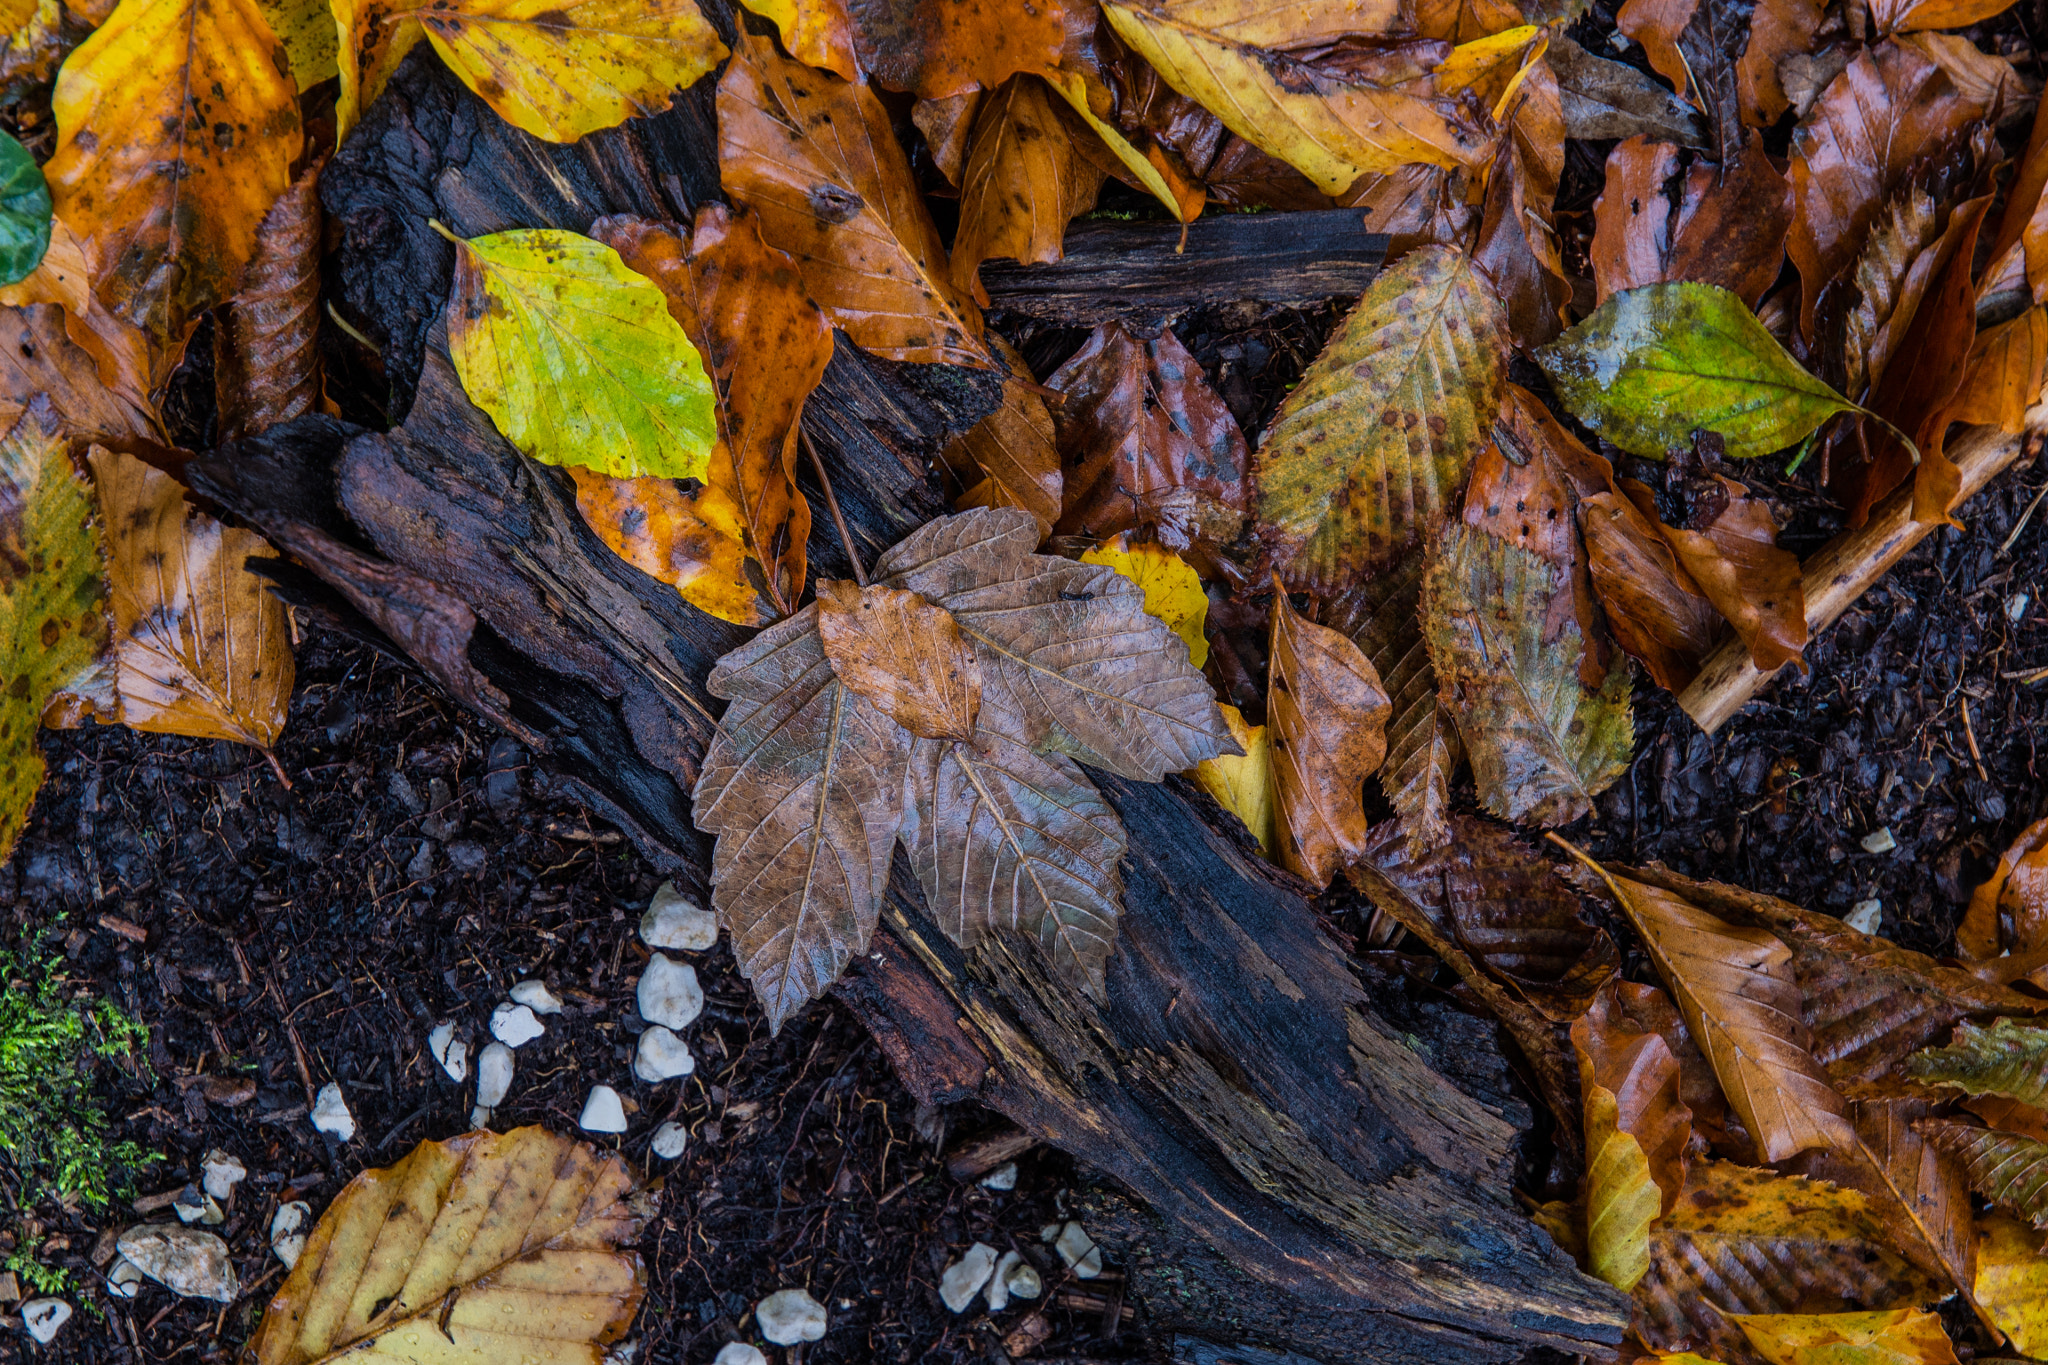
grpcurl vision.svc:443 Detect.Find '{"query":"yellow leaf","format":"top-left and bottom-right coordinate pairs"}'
top-left (1976, 1212), bottom-right (2048, 1357)
top-left (1730, 1308), bottom-right (1960, 1365)
top-left (1434, 23), bottom-right (1544, 116)
top-left (45, 0), bottom-right (301, 374)
top-left (254, 0), bottom-right (337, 87)
top-left (440, 225), bottom-right (718, 482)
top-left (333, 0), bottom-right (428, 140)
top-left (737, 0), bottom-right (856, 79)
top-left (1582, 1084), bottom-right (1657, 1291)
top-left (1043, 68), bottom-right (1203, 224)
top-left (1080, 533), bottom-right (1209, 667)
top-left (1193, 703), bottom-right (1274, 854)
top-left (245, 1127), bottom-right (651, 1365)
top-left (1099, 0), bottom-right (1492, 197)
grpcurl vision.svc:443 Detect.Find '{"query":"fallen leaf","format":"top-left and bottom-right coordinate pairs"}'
top-left (254, 0), bottom-right (337, 87)
top-left (1731, 1307), bottom-right (1959, 1365)
top-left (1591, 138), bottom-right (1681, 305)
top-left (0, 219), bottom-right (156, 410)
top-left (912, 90), bottom-right (984, 185)
top-left (1868, 0), bottom-right (2011, 35)
top-left (1043, 68), bottom-right (1205, 224)
top-left (1945, 308), bottom-right (2048, 435)
top-left (0, 132), bottom-right (48, 287)
top-left (940, 334), bottom-right (1062, 536)
top-left (1839, 185), bottom-right (1943, 403)
top-left (1537, 282), bottom-right (1866, 460)
top-left (1582, 1086), bottom-right (1659, 1291)
top-left (0, 0), bottom-right (69, 95)
top-left (718, 27), bottom-right (987, 368)
top-left (44, 0), bottom-right (302, 375)
top-left (1616, 0), bottom-right (1690, 95)
top-left (845, 0), bottom-right (1067, 100)
top-left (1593, 977), bottom-right (1755, 1160)
top-left (0, 305), bottom-right (159, 453)
top-left (951, 76), bottom-right (1105, 304)
top-left (1909, 1018), bottom-right (2048, 1113)
top-left (1915, 1122), bottom-right (2048, 1228)
top-left (1100, 0), bottom-right (1494, 196)
top-left (568, 471), bottom-right (768, 627)
top-left (1079, 535), bottom-right (1209, 668)
top-left (1569, 856), bottom-right (1853, 1162)
top-left (1959, 815), bottom-right (2048, 961)
top-left (1975, 1212), bottom-right (2048, 1357)
top-left (739, 0), bottom-right (857, 80)
top-left (1472, 134), bottom-right (1569, 349)
top-left (1988, 93), bottom-right (2048, 308)
top-left (1259, 245), bottom-right (1509, 591)
top-left (1594, 138), bottom-right (1792, 308)
top-left (1192, 702), bottom-right (1274, 854)
top-left (215, 160), bottom-right (323, 443)
top-left (1423, 524), bottom-right (1632, 827)
top-left (244, 1127), bottom-right (650, 1365)
top-left (816, 579), bottom-right (983, 740)
top-left (1575, 984), bottom-right (1694, 1212)
top-left (1415, 0), bottom-right (1524, 42)
top-left (1048, 322), bottom-right (1250, 568)
top-left (1581, 480), bottom-right (1722, 692)
top-left (1547, 34), bottom-right (1705, 144)
top-left (1668, 0), bottom-right (1753, 169)
top-left (0, 418), bottom-right (105, 863)
top-left (440, 224), bottom-right (718, 482)
top-left (584, 208), bottom-right (832, 621)
top-left (1893, 32), bottom-right (2028, 115)
top-left (1655, 474), bottom-right (1805, 675)
top-left (333, 0), bottom-right (428, 139)
top-left (1265, 590), bottom-right (1388, 888)
top-left (1738, 0), bottom-right (1822, 128)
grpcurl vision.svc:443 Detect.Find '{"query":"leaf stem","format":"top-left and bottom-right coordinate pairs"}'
top-left (426, 218), bottom-right (463, 246)
top-left (802, 428), bottom-right (867, 587)
top-left (1857, 407), bottom-right (1922, 467)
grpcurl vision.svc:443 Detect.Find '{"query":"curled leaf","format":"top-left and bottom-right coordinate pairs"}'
top-left (951, 76), bottom-right (1105, 303)
top-left (216, 160), bottom-right (323, 443)
top-left (1908, 1018), bottom-right (2048, 1111)
top-left (1918, 1121), bottom-right (2048, 1228)
top-left (1266, 592), bottom-right (1388, 888)
top-left (738, 0), bottom-right (857, 80)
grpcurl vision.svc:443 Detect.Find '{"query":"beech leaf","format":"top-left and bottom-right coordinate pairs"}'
top-left (738, 0), bottom-right (857, 80)
top-left (1582, 1089), bottom-right (1658, 1291)
top-left (1266, 592), bottom-right (1389, 888)
top-left (1537, 282), bottom-right (1869, 460)
top-left (816, 579), bottom-right (983, 741)
top-left (951, 76), bottom-right (1105, 302)
top-left (1908, 1018), bottom-right (2048, 1110)
top-left (440, 225), bottom-right (717, 483)
top-left (940, 344), bottom-right (1063, 536)
top-left (1192, 703), bottom-right (1275, 855)
top-left (215, 160), bottom-right (322, 443)
top-left (1730, 1307), bottom-right (1960, 1365)
top-left (0, 133), bottom-right (48, 287)
top-left (1976, 1213), bottom-right (2048, 1357)
top-left (1079, 536), bottom-right (1209, 669)
top-left (1918, 1122), bottom-right (2048, 1228)
top-left (843, 0), bottom-right (1068, 102)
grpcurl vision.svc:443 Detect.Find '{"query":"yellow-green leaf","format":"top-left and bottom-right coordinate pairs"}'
top-left (254, 0), bottom-right (337, 87)
top-left (1729, 1307), bottom-right (1960, 1365)
top-left (1257, 245), bottom-right (1508, 593)
top-left (1976, 1212), bottom-right (2048, 1357)
top-left (0, 419), bottom-right (107, 863)
top-left (1584, 1095), bottom-right (1656, 1291)
top-left (441, 225), bottom-right (717, 482)
top-left (1080, 533), bottom-right (1209, 668)
top-left (1193, 702), bottom-right (1274, 854)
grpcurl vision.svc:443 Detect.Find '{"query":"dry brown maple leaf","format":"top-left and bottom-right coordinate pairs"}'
top-left (693, 508), bottom-right (1236, 1029)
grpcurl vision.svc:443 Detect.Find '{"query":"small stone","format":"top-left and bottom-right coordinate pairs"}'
top-left (633, 1027), bottom-right (695, 1083)
top-left (641, 883), bottom-right (719, 951)
top-left (1845, 899), bottom-right (1883, 935)
top-left (429, 1022), bottom-right (468, 1082)
top-left (756, 1288), bottom-right (828, 1345)
top-left (713, 1346), bottom-right (767, 1365)
top-left (1005, 1257), bottom-right (1041, 1301)
top-left (510, 980), bottom-right (564, 1015)
top-left (580, 1084), bottom-right (628, 1134)
top-left (491, 1001), bottom-right (546, 1047)
top-left (1054, 1221), bottom-right (1102, 1278)
top-left (636, 955), bottom-right (703, 1030)
top-left (1861, 827), bottom-right (1897, 854)
top-left (476, 1042), bottom-right (516, 1108)
top-left (21, 1298), bottom-right (69, 1343)
top-left (650, 1121), bottom-right (689, 1160)
top-left (106, 1258), bottom-right (143, 1299)
top-left (1039, 1222), bottom-right (1061, 1243)
top-left (471, 1105), bottom-right (494, 1128)
top-left (173, 1184), bottom-right (209, 1223)
top-left (2008, 592), bottom-right (2031, 624)
top-left (979, 1161), bottom-right (1017, 1191)
top-left (200, 1150), bottom-right (245, 1202)
top-left (602, 1340), bottom-right (639, 1365)
top-left (271, 1202), bottom-right (311, 1270)
top-left (117, 1225), bottom-right (239, 1302)
top-left (312, 1083), bottom-right (356, 1141)
top-left (940, 1242), bottom-right (998, 1313)
top-left (986, 1250), bottom-right (1020, 1311)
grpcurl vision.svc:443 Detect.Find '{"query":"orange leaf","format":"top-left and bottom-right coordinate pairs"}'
top-left (1266, 591), bottom-right (1389, 888)
top-left (844, 0), bottom-right (1070, 100)
top-left (951, 75), bottom-right (1105, 305)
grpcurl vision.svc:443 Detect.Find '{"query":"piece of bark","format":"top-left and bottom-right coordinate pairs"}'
top-left (977, 209), bottom-right (1388, 325)
top-left (211, 46), bottom-right (1628, 1365)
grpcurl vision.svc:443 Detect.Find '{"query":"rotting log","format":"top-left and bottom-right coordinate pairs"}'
top-left (190, 42), bottom-right (1628, 1365)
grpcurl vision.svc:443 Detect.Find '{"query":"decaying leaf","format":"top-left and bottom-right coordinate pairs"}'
top-left (1959, 814), bottom-right (2048, 964)
top-left (0, 304), bottom-right (158, 453)
top-left (1739, 0), bottom-right (1822, 127)
top-left (1593, 977), bottom-right (1755, 1160)
top-left (1575, 999), bottom-right (1692, 1292)
top-left (940, 335), bottom-right (1062, 536)
top-left (844, 0), bottom-right (1066, 100)
top-left (1590, 136), bottom-right (1792, 308)
top-left (1909, 1018), bottom-right (2048, 1110)
top-left (441, 225), bottom-right (717, 483)
top-left (718, 26), bottom-right (986, 368)
top-left (739, 0), bottom-right (857, 80)
top-left (1656, 474), bottom-right (1806, 674)
top-left (1945, 308), bottom-right (2048, 436)
top-left (1730, 1307), bottom-right (1959, 1365)
top-left (245, 1127), bottom-right (650, 1365)
top-left (951, 75), bottom-right (1104, 302)
top-left (815, 580), bottom-right (982, 741)
top-left (1579, 480), bottom-right (1720, 694)
top-left (216, 160), bottom-right (323, 443)
top-left (1265, 591), bottom-right (1388, 888)
top-left (1547, 34), bottom-right (1705, 144)
top-left (255, 0), bottom-right (337, 88)
top-left (1079, 535), bottom-right (1208, 668)
top-left (1424, 524), bottom-right (1632, 827)
top-left (1192, 702), bottom-right (1274, 854)
top-left (1259, 246), bottom-right (1509, 592)
top-left (1976, 1212), bottom-right (2048, 1357)
top-left (0, 418), bottom-right (105, 863)
top-left (1917, 1121), bottom-right (2048, 1228)
top-left (45, 0), bottom-right (301, 374)
top-left (1042, 67), bottom-right (1205, 225)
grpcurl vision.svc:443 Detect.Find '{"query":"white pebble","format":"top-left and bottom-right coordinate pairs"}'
top-left (106, 1257), bottom-right (143, 1299)
top-left (2008, 591), bottom-right (2031, 624)
top-left (939, 1242), bottom-right (998, 1313)
top-left (713, 1346), bottom-right (767, 1365)
top-left (650, 1120), bottom-right (689, 1160)
top-left (580, 1084), bottom-right (629, 1134)
top-left (117, 1225), bottom-right (239, 1301)
top-left (979, 1161), bottom-right (1017, 1190)
top-left (510, 979), bottom-right (564, 1015)
top-left (21, 1299), bottom-right (69, 1343)
top-left (1005, 1256), bottom-right (1041, 1300)
top-left (429, 1022), bottom-right (469, 1082)
top-left (476, 1042), bottom-right (515, 1108)
top-left (1039, 1222), bottom-right (1062, 1242)
top-left (470, 1105), bottom-right (495, 1129)
top-left (642, 883), bottom-right (720, 951)
top-left (756, 1287), bottom-right (828, 1345)
top-left (634, 1027), bottom-right (696, 1083)
top-left (986, 1250), bottom-right (1021, 1311)
top-left (637, 955), bottom-right (704, 1030)
top-left (1861, 827), bottom-right (1897, 854)
top-left (271, 1202), bottom-right (311, 1270)
top-left (1054, 1221), bottom-right (1102, 1278)
top-left (491, 1001), bottom-right (546, 1047)
top-left (1845, 898), bottom-right (1883, 934)
top-left (312, 1083), bottom-right (356, 1141)
top-left (201, 1150), bottom-right (245, 1202)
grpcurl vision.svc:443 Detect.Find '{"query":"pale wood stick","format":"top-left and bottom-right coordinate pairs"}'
top-left (1677, 414), bottom-right (2041, 733)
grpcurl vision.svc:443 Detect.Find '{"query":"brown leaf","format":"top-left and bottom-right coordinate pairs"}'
top-left (1617, 0), bottom-right (1691, 100)
top-left (816, 579), bottom-right (983, 740)
top-left (1918, 1121), bottom-right (2048, 1228)
top-left (1548, 33), bottom-right (1705, 145)
top-left (1841, 184), bottom-right (1943, 402)
top-left (1946, 307), bottom-right (2048, 435)
top-left (1266, 591), bottom-right (1388, 889)
top-left (1414, 0), bottom-right (1524, 43)
top-left (1959, 814), bottom-right (2048, 964)
top-left (1580, 481), bottom-right (1721, 693)
top-left (0, 218), bottom-right (156, 411)
top-left (1868, 0), bottom-right (2014, 37)
top-left (717, 26), bottom-right (987, 368)
top-left (912, 90), bottom-right (984, 186)
top-left (1894, 32), bottom-right (2029, 116)
top-left (216, 160), bottom-right (323, 443)
top-left (0, 304), bottom-right (159, 454)
top-left (951, 76), bottom-right (1105, 305)
top-left (739, 0), bottom-right (859, 81)
top-left (1591, 136), bottom-right (1682, 304)
top-left (846, 0), bottom-right (1070, 100)
top-left (1787, 41), bottom-right (1985, 343)
top-left (1674, 0), bottom-right (1753, 170)
top-left (1047, 322), bottom-right (1250, 568)
top-left (1576, 982), bottom-right (1696, 1212)
top-left (1591, 977), bottom-right (1756, 1160)
top-left (1737, 0), bottom-right (1822, 128)
top-left (1591, 136), bottom-right (1791, 308)
top-left (1656, 474), bottom-right (1805, 675)
top-left (1472, 136), bottom-right (1569, 350)
top-left (1339, 163), bottom-right (1477, 256)
top-left (940, 336), bottom-right (1062, 535)
top-left (1987, 93), bottom-right (2048, 308)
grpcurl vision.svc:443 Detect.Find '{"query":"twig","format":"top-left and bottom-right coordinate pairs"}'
top-left (263, 966), bottom-right (319, 1106)
top-left (1677, 419), bottom-right (2037, 733)
top-left (802, 429), bottom-right (867, 587)
top-left (1960, 700), bottom-right (1990, 783)
top-left (2001, 479), bottom-right (2048, 554)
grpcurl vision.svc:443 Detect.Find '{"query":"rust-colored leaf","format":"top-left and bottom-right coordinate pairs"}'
top-left (717, 26), bottom-right (987, 368)
top-left (1738, 0), bottom-right (1822, 128)
top-left (1946, 308), bottom-right (2048, 436)
top-left (0, 305), bottom-right (158, 454)
top-left (1656, 474), bottom-right (1805, 675)
top-left (1579, 480), bottom-right (1721, 694)
top-left (1591, 137), bottom-right (1681, 305)
top-left (845, 0), bottom-right (1070, 100)
top-left (216, 159), bottom-right (322, 443)
top-left (940, 335), bottom-right (1062, 536)
top-left (1591, 977), bottom-right (1756, 1160)
top-left (1592, 137), bottom-right (1792, 308)
top-left (816, 579), bottom-right (983, 741)
top-left (739, 0), bottom-right (858, 81)
top-left (1960, 815), bottom-right (2048, 963)
top-left (1575, 981), bottom-right (1695, 1213)
top-left (1471, 136), bottom-right (1570, 350)
top-left (1869, 0), bottom-right (2013, 35)
top-left (1617, 0), bottom-right (1690, 96)
top-left (951, 75), bottom-right (1104, 304)
top-left (1575, 999), bottom-right (1692, 1291)
top-left (0, 218), bottom-right (156, 411)
top-left (1266, 590), bottom-right (1388, 888)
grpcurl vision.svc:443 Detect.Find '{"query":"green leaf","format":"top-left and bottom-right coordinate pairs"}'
top-left (1908, 1017), bottom-right (2048, 1110)
top-left (0, 133), bottom-right (51, 287)
top-left (1918, 1120), bottom-right (2048, 1229)
top-left (440, 224), bottom-right (717, 482)
top-left (1, 420), bottom-right (108, 863)
top-left (1536, 281), bottom-right (1868, 460)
